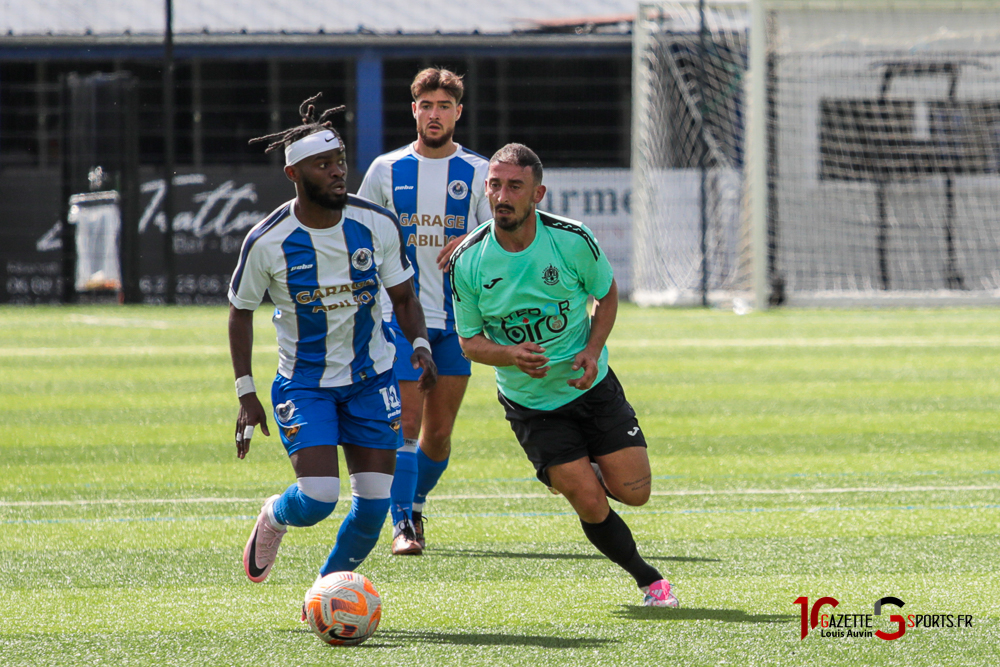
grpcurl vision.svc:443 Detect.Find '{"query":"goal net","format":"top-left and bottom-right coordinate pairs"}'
top-left (633, 0), bottom-right (1000, 307)
top-left (633, 1), bottom-right (751, 306)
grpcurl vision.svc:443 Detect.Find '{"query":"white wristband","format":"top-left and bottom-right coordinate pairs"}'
top-left (412, 337), bottom-right (431, 353)
top-left (235, 375), bottom-right (256, 397)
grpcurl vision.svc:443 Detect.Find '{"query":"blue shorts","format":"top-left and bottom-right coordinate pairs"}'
top-left (385, 318), bottom-right (472, 381)
top-left (270, 371), bottom-right (403, 455)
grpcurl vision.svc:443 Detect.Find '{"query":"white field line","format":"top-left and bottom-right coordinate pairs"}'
top-left (67, 314), bottom-right (171, 329)
top-left (3, 484), bottom-right (999, 507)
top-left (0, 345), bottom-right (227, 357)
top-left (625, 336), bottom-right (1000, 348)
top-left (4, 336), bottom-right (999, 358)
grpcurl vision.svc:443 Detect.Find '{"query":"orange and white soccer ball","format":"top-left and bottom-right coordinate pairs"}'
top-left (303, 572), bottom-right (382, 646)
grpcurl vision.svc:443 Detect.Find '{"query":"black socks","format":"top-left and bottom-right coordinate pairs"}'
top-left (580, 508), bottom-right (662, 589)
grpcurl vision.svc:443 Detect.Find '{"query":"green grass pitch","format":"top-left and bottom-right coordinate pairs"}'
top-left (1, 304), bottom-right (998, 666)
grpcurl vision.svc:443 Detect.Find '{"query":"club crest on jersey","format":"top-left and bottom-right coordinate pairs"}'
top-left (390, 418), bottom-right (402, 433)
top-left (448, 179), bottom-right (470, 200)
top-left (542, 264), bottom-right (560, 286)
top-left (351, 248), bottom-right (374, 271)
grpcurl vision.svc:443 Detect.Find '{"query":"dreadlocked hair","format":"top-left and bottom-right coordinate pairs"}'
top-left (248, 93), bottom-right (347, 154)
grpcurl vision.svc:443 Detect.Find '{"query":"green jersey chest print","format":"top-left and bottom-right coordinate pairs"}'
top-left (450, 211), bottom-right (614, 410)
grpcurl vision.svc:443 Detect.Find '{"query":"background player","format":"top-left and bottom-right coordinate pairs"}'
top-left (449, 143), bottom-right (679, 608)
top-left (229, 94), bottom-right (437, 594)
top-left (359, 68), bottom-right (491, 555)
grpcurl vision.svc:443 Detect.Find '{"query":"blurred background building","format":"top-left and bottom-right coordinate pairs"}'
top-left (4, 1), bottom-right (998, 308)
top-left (0, 2), bottom-right (637, 304)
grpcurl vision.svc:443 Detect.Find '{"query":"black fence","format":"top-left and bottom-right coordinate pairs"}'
top-left (1, 55), bottom-right (631, 171)
top-left (0, 52), bottom-right (631, 304)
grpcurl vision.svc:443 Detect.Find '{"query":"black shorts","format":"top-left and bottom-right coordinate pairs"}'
top-left (498, 367), bottom-right (647, 487)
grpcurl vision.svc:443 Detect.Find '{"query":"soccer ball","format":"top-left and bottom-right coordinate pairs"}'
top-left (303, 572), bottom-right (382, 646)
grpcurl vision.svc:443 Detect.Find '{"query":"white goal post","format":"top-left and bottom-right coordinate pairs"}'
top-left (633, 0), bottom-right (1000, 308)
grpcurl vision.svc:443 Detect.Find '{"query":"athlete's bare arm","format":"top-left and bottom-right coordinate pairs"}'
top-left (228, 305), bottom-right (270, 459)
top-left (569, 278), bottom-right (619, 390)
top-left (386, 278), bottom-right (438, 392)
top-left (459, 334), bottom-right (550, 379)
top-left (436, 233), bottom-right (468, 271)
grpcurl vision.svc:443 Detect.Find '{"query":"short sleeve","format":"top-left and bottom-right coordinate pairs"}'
top-left (575, 223), bottom-right (614, 299)
top-left (376, 214), bottom-right (414, 289)
top-left (473, 192), bottom-right (493, 227)
top-left (471, 165), bottom-right (493, 226)
top-left (450, 252), bottom-right (484, 338)
top-left (228, 235), bottom-right (271, 311)
top-left (358, 161), bottom-right (389, 209)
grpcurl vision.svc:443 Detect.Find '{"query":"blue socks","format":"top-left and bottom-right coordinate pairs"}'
top-left (272, 483), bottom-right (337, 527)
top-left (414, 447), bottom-right (449, 507)
top-left (390, 442), bottom-right (418, 525)
top-left (320, 496), bottom-right (391, 575)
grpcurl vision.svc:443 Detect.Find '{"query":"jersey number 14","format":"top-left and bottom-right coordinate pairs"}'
top-left (379, 386), bottom-right (401, 411)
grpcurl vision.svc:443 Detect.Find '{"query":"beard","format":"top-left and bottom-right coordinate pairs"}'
top-left (492, 205), bottom-right (531, 232)
top-left (301, 173), bottom-right (348, 211)
top-left (418, 124), bottom-right (454, 150)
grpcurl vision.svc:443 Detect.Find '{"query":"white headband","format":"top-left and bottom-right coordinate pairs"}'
top-left (284, 130), bottom-right (342, 167)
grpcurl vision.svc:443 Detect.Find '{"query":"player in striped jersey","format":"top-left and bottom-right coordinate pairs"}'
top-left (229, 95), bottom-right (437, 592)
top-left (359, 68), bottom-right (491, 555)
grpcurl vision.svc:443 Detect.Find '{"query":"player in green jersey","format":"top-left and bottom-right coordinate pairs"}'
top-left (449, 143), bottom-right (678, 608)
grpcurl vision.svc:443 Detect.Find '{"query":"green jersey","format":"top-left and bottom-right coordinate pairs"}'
top-left (450, 210), bottom-right (615, 410)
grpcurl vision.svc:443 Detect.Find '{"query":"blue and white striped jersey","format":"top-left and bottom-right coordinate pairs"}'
top-left (358, 143), bottom-right (492, 331)
top-left (228, 195), bottom-right (413, 388)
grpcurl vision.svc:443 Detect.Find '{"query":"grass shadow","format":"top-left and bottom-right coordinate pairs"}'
top-left (614, 607), bottom-right (796, 624)
top-left (374, 629), bottom-right (616, 649)
top-left (430, 548), bottom-right (719, 564)
top-left (281, 628), bottom-right (405, 649)
top-left (286, 627), bottom-right (616, 649)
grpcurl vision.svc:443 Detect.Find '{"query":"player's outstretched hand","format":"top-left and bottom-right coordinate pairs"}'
top-left (436, 233), bottom-right (468, 271)
top-left (412, 348), bottom-right (438, 393)
top-left (567, 350), bottom-right (599, 390)
top-left (235, 394), bottom-right (270, 459)
top-left (512, 342), bottom-right (550, 379)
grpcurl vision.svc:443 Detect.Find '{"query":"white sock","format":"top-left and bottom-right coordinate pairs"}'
top-left (265, 498), bottom-right (284, 530)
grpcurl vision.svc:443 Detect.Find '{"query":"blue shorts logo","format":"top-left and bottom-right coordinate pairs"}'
top-left (275, 400), bottom-right (307, 443)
